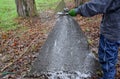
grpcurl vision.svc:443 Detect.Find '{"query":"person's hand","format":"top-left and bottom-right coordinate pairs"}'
top-left (68, 9), bottom-right (77, 16)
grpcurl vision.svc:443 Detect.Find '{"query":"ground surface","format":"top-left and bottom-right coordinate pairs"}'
top-left (0, 0), bottom-right (120, 79)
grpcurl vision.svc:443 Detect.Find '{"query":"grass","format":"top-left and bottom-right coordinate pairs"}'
top-left (36, 0), bottom-right (59, 11)
top-left (0, 0), bottom-right (17, 31)
top-left (0, 0), bottom-right (59, 31)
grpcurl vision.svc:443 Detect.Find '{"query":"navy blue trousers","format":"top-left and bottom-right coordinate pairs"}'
top-left (98, 35), bottom-right (120, 79)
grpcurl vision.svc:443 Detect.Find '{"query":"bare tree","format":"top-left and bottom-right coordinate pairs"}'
top-left (15, 0), bottom-right (37, 17)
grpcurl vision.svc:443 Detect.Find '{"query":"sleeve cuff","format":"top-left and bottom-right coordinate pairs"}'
top-left (75, 7), bottom-right (83, 16)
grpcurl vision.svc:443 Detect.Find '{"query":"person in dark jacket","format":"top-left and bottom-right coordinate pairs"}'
top-left (69, 0), bottom-right (120, 79)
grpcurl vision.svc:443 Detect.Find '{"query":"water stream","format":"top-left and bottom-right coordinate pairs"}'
top-left (28, 16), bottom-right (100, 79)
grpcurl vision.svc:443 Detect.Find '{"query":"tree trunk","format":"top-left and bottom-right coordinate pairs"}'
top-left (15, 0), bottom-right (37, 17)
top-left (74, 0), bottom-right (84, 7)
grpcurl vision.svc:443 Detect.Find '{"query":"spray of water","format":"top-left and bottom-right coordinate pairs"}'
top-left (27, 16), bottom-right (100, 79)
top-left (43, 53), bottom-right (96, 79)
top-left (32, 71), bottom-right (91, 79)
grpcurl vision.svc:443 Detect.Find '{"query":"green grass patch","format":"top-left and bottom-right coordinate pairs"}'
top-left (36, 0), bottom-right (59, 11)
top-left (0, 0), bottom-right (60, 31)
top-left (0, 0), bottom-right (17, 31)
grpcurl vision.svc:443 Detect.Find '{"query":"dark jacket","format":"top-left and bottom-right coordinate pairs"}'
top-left (76, 0), bottom-right (120, 41)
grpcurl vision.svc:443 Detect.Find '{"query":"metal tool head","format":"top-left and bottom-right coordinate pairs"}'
top-left (57, 8), bottom-right (69, 15)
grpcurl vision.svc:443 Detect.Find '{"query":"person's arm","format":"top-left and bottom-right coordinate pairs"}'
top-left (75, 0), bottom-right (113, 17)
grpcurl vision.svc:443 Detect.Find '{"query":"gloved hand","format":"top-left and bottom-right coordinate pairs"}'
top-left (68, 9), bottom-right (77, 16)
